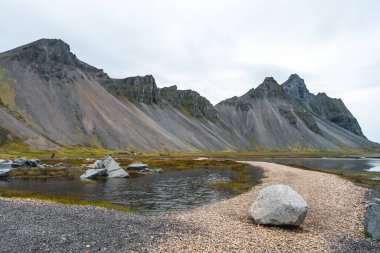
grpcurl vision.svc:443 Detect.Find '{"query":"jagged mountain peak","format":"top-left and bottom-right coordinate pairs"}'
top-left (6, 38), bottom-right (77, 66)
top-left (0, 38), bottom-right (90, 83)
top-left (281, 76), bottom-right (365, 137)
top-left (288, 73), bottom-right (302, 81)
top-left (248, 77), bottom-right (283, 98)
top-left (257, 77), bottom-right (280, 89)
top-left (28, 38), bottom-right (70, 50)
top-left (282, 74), bottom-right (310, 101)
top-left (263, 76), bottom-right (277, 83)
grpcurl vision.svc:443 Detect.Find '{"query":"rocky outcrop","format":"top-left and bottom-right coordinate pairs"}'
top-left (308, 93), bottom-right (364, 137)
top-left (282, 74), bottom-right (364, 137)
top-left (101, 76), bottom-right (218, 120)
top-left (1, 38), bottom-right (109, 85)
top-left (9, 39), bottom-right (77, 66)
top-left (282, 74), bottom-right (311, 103)
top-left (249, 184), bottom-right (308, 226)
top-left (161, 85), bottom-right (218, 120)
top-left (248, 77), bottom-right (284, 98)
top-left (103, 75), bottom-right (161, 105)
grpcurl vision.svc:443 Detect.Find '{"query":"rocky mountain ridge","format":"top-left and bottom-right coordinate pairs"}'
top-left (0, 39), bottom-right (378, 151)
top-left (282, 74), bottom-right (364, 137)
top-left (101, 74), bottom-right (217, 120)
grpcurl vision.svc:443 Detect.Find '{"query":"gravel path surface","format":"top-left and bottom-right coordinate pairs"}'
top-left (1, 161), bottom-right (379, 252)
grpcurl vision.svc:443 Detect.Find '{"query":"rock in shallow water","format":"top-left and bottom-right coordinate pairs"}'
top-left (86, 159), bottom-right (102, 169)
top-left (249, 184), bottom-right (308, 226)
top-left (103, 156), bottom-right (129, 178)
top-left (80, 168), bottom-right (108, 180)
top-left (80, 156), bottom-right (129, 179)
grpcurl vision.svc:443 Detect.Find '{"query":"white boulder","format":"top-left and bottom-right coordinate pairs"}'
top-left (249, 184), bottom-right (308, 226)
top-left (80, 168), bottom-right (107, 180)
top-left (103, 156), bottom-right (129, 178)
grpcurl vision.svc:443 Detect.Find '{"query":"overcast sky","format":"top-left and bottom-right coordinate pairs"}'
top-left (1, 0), bottom-right (379, 143)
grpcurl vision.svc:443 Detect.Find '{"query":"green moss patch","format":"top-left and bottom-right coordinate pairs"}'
top-left (9, 167), bottom-right (86, 178)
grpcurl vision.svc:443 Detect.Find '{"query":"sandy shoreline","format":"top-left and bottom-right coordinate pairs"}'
top-left (1, 162), bottom-right (379, 252)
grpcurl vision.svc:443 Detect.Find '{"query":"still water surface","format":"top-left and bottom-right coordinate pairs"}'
top-left (0, 166), bottom-right (261, 212)
top-left (254, 157), bottom-right (380, 172)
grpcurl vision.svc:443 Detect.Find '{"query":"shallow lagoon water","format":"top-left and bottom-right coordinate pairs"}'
top-left (250, 157), bottom-right (380, 172)
top-left (0, 166), bottom-right (261, 212)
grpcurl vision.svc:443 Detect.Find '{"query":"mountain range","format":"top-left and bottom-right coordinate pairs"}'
top-left (0, 39), bottom-right (378, 152)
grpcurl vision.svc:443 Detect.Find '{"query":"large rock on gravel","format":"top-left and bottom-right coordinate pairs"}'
top-left (365, 198), bottom-right (380, 240)
top-left (103, 156), bottom-right (129, 178)
top-left (249, 184), bottom-right (308, 226)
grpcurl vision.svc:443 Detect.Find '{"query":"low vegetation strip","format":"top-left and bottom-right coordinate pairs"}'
top-left (0, 188), bottom-right (137, 212)
top-left (286, 163), bottom-right (380, 186)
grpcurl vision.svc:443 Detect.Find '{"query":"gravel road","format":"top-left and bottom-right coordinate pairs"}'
top-left (1, 162), bottom-right (379, 252)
